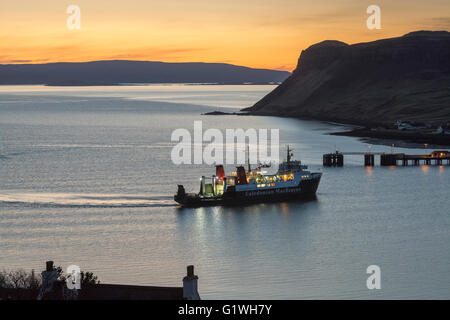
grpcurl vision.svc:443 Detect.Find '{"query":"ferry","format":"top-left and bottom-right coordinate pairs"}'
top-left (174, 146), bottom-right (322, 207)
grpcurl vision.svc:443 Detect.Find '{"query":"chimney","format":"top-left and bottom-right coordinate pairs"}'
top-left (37, 260), bottom-right (59, 300)
top-left (46, 261), bottom-right (54, 271)
top-left (182, 265), bottom-right (200, 300)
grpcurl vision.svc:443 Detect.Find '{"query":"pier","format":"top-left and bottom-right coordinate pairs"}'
top-left (323, 150), bottom-right (450, 167)
top-left (322, 152), bottom-right (344, 166)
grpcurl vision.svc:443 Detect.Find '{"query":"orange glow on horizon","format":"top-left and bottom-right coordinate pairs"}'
top-left (1, 1), bottom-right (450, 71)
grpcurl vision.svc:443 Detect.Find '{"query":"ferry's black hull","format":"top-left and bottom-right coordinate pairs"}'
top-left (175, 173), bottom-right (321, 208)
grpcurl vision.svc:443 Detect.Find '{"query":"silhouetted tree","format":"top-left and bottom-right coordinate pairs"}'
top-left (81, 271), bottom-right (100, 286)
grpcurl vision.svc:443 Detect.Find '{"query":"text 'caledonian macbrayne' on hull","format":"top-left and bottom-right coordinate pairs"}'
top-left (174, 146), bottom-right (322, 207)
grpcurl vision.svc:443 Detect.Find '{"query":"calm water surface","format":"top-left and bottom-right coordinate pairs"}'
top-left (0, 85), bottom-right (449, 299)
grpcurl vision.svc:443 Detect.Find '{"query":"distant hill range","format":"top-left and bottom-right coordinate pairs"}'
top-left (244, 31), bottom-right (450, 126)
top-left (0, 60), bottom-right (290, 86)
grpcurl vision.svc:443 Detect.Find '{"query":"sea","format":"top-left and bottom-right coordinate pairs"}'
top-left (0, 85), bottom-right (449, 299)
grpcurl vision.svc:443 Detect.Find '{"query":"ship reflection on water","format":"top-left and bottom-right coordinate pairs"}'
top-left (365, 166), bottom-right (373, 177)
top-left (175, 197), bottom-right (320, 223)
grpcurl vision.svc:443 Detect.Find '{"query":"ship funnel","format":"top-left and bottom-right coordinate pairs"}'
top-left (236, 166), bottom-right (248, 185)
top-left (215, 165), bottom-right (225, 180)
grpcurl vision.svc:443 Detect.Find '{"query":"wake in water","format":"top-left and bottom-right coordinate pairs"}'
top-left (0, 192), bottom-right (176, 208)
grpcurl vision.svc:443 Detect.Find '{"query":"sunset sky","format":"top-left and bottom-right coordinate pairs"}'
top-left (1, 0), bottom-right (450, 71)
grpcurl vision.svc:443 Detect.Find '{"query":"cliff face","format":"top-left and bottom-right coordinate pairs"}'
top-left (245, 31), bottom-right (450, 126)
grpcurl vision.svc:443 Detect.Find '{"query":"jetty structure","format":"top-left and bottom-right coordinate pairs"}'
top-left (323, 150), bottom-right (450, 167)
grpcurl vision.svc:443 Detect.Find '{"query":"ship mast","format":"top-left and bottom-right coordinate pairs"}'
top-left (287, 145), bottom-right (294, 170)
top-left (247, 144), bottom-right (251, 173)
top-left (287, 145), bottom-right (291, 163)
